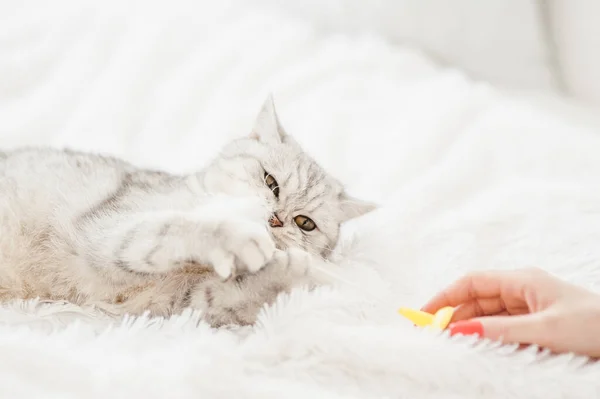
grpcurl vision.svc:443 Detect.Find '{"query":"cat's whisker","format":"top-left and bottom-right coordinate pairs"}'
top-left (303, 238), bottom-right (334, 253)
top-left (305, 244), bottom-right (332, 256)
top-left (307, 262), bottom-right (382, 302)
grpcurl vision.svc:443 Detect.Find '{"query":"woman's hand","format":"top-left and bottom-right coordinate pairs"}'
top-left (422, 268), bottom-right (600, 357)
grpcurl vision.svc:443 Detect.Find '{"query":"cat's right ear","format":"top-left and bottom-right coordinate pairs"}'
top-left (249, 94), bottom-right (286, 144)
top-left (339, 191), bottom-right (377, 221)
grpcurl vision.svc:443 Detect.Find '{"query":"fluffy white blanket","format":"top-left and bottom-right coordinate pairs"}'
top-left (1, 1), bottom-right (600, 397)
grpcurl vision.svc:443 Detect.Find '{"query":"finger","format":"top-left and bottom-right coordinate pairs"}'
top-left (421, 270), bottom-right (528, 313)
top-left (452, 298), bottom-right (530, 322)
top-left (449, 313), bottom-right (550, 346)
top-left (452, 298), bottom-right (507, 321)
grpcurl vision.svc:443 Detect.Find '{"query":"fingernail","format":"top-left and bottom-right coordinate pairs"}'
top-left (449, 320), bottom-right (483, 337)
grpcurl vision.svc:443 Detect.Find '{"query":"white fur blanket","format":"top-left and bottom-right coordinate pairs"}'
top-left (1, 1), bottom-right (600, 398)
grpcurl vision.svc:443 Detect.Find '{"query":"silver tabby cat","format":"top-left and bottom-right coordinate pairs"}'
top-left (0, 96), bottom-right (374, 327)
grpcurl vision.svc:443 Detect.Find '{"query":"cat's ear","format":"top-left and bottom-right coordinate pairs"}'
top-left (339, 191), bottom-right (377, 221)
top-left (249, 94), bottom-right (286, 144)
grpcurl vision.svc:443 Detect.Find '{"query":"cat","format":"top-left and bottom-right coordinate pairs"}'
top-left (0, 95), bottom-right (375, 327)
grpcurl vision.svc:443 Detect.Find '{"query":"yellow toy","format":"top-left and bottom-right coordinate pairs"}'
top-left (398, 306), bottom-right (455, 330)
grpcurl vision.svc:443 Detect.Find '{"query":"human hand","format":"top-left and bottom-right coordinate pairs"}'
top-left (422, 268), bottom-right (600, 357)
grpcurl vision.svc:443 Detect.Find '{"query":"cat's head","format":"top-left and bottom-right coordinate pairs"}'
top-left (202, 95), bottom-right (375, 257)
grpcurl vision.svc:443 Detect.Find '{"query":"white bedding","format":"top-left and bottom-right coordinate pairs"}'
top-left (1, 1), bottom-right (600, 398)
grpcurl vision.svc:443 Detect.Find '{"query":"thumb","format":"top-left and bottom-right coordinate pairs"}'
top-left (449, 313), bottom-right (549, 345)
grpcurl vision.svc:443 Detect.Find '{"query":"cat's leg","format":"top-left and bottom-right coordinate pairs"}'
top-left (190, 248), bottom-right (332, 327)
top-left (77, 196), bottom-right (276, 279)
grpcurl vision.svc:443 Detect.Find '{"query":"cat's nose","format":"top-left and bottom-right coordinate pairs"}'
top-left (268, 213), bottom-right (283, 228)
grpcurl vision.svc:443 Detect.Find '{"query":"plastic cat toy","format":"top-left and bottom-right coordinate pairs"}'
top-left (398, 306), bottom-right (455, 330)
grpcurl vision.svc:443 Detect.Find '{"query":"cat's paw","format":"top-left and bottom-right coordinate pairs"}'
top-left (207, 218), bottom-right (276, 279)
top-left (269, 248), bottom-right (312, 277)
top-left (191, 196), bottom-right (275, 279)
top-left (268, 248), bottom-right (335, 285)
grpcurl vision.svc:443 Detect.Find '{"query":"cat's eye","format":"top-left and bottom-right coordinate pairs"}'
top-left (294, 215), bottom-right (316, 231)
top-left (264, 172), bottom-right (280, 198)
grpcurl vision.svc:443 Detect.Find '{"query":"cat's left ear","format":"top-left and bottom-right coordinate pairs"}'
top-left (339, 191), bottom-right (377, 221)
top-left (249, 94), bottom-right (287, 144)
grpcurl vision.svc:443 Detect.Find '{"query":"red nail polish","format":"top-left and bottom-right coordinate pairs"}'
top-left (449, 320), bottom-right (484, 337)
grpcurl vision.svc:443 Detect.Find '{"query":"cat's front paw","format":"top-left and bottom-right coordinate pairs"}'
top-left (269, 248), bottom-right (311, 277)
top-left (268, 248), bottom-right (334, 285)
top-left (208, 219), bottom-right (276, 279)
